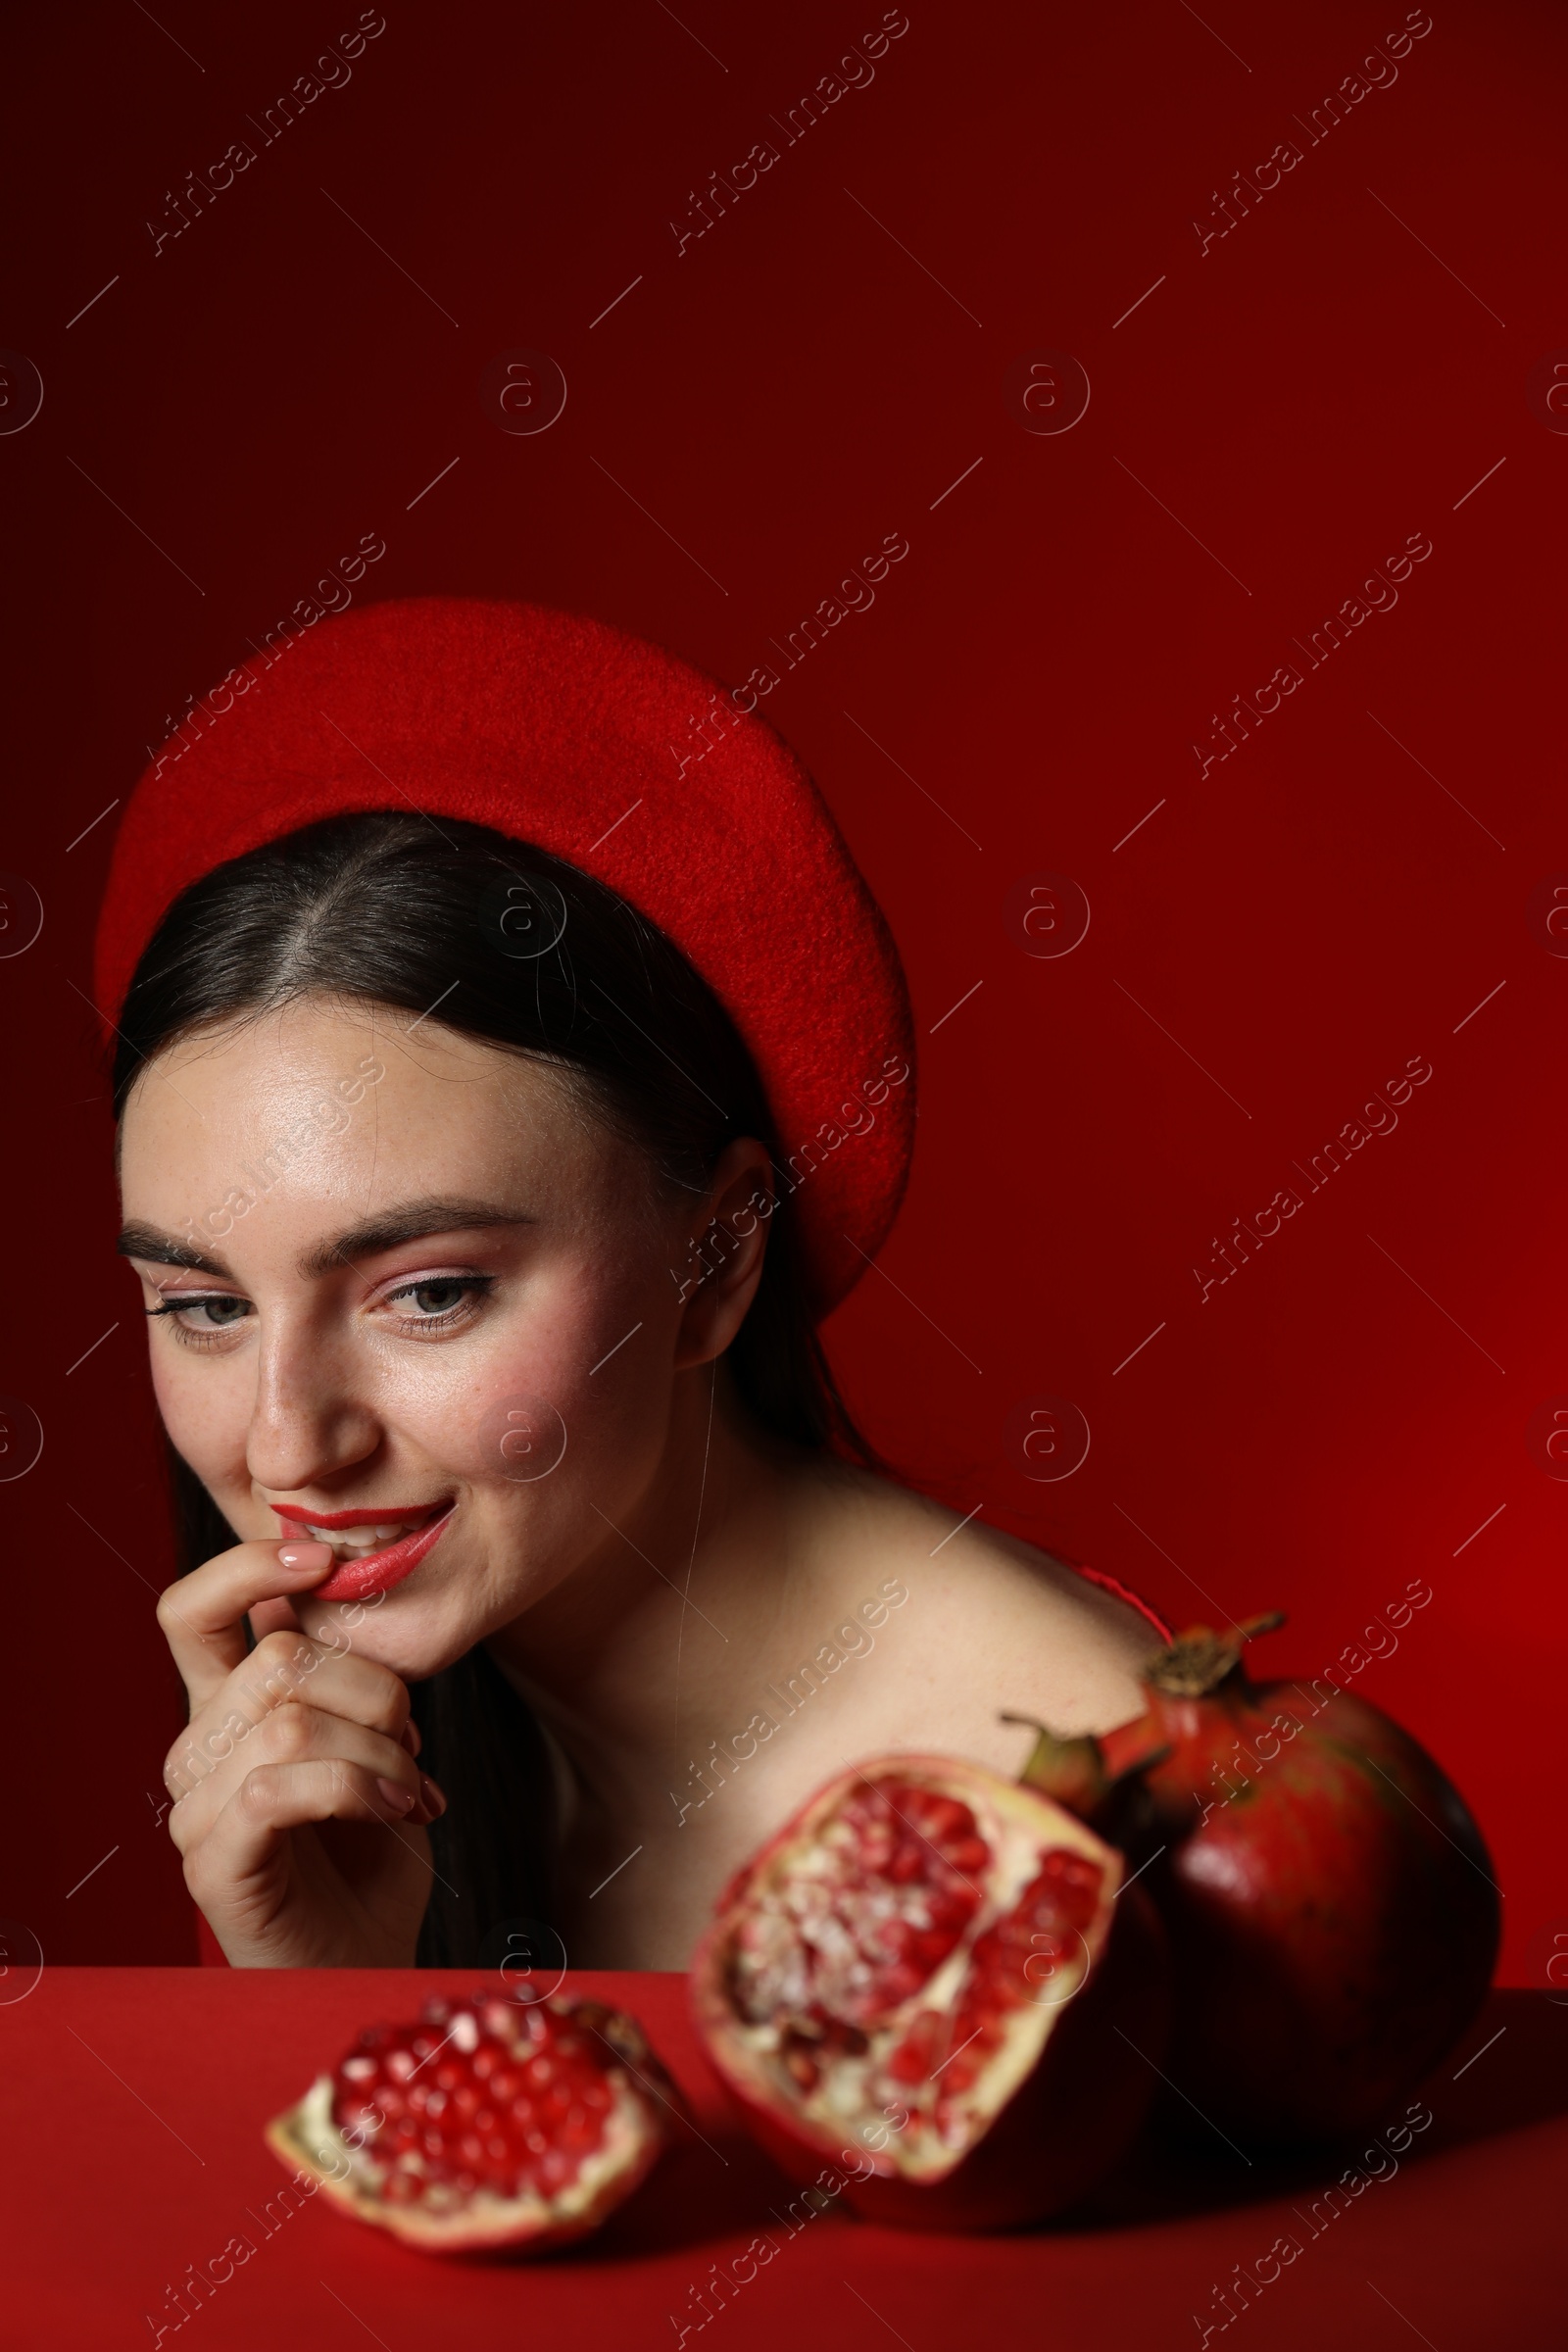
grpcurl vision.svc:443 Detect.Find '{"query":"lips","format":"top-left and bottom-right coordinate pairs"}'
top-left (271, 1499), bottom-right (457, 1602)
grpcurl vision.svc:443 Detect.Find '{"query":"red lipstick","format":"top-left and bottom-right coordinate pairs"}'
top-left (270, 1499), bottom-right (456, 1601)
top-left (272, 1503), bottom-right (444, 1529)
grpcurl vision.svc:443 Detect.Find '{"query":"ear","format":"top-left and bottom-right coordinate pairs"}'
top-left (672, 1137), bottom-right (776, 1372)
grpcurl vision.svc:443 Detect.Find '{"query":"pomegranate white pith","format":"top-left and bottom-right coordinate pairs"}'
top-left (693, 1756), bottom-right (1125, 2184)
top-left (266, 1991), bottom-right (670, 2253)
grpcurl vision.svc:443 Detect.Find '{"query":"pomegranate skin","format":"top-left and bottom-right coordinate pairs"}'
top-left (1025, 1618), bottom-right (1501, 2147)
top-left (690, 1755), bottom-right (1170, 2232)
top-left (1136, 1677), bottom-right (1498, 2143)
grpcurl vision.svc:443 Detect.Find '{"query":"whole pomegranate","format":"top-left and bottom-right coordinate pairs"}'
top-left (690, 1754), bottom-right (1168, 2230)
top-left (267, 1989), bottom-right (675, 2252)
top-left (1012, 1613), bottom-right (1500, 2145)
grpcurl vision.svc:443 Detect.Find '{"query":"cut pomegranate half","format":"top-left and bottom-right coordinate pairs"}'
top-left (266, 1990), bottom-right (675, 2254)
top-left (691, 1755), bottom-right (1167, 2230)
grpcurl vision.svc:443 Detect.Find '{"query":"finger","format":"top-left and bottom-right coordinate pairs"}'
top-left (192, 1705), bottom-right (434, 1828)
top-left (248, 1594), bottom-right (305, 1643)
top-left (169, 1632), bottom-right (415, 1799)
top-left (185, 1758), bottom-right (434, 1900)
top-left (158, 1539), bottom-right (338, 1711)
top-left (167, 1707), bottom-right (442, 1850)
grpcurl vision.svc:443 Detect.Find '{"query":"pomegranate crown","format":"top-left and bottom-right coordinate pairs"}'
top-left (1143, 1609), bottom-right (1286, 1699)
top-left (1004, 1610), bottom-right (1286, 1812)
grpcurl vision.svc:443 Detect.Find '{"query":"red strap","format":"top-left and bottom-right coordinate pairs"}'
top-left (1073, 1564), bottom-right (1171, 1642)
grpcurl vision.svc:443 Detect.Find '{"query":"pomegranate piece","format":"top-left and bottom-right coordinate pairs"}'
top-left (691, 1755), bottom-right (1168, 2230)
top-left (1016, 1612), bottom-right (1501, 2144)
top-left (266, 1991), bottom-right (674, 2253)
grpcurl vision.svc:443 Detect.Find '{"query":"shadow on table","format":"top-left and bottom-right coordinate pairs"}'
top-left (481, 1991), bottom-right (1568, 2262)
top-left (587, 2114), bottom-right (817, 2264)
top-left (1064, 1989), bottom-right (1568, 2233)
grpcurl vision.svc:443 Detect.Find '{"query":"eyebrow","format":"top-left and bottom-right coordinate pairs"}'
top-left (296, 1200), bottom-right (536, 1281)
top-left (116, 1225), bottom-right (232, 1278)
top-left (117, 1199), bottom-right (536, 1286)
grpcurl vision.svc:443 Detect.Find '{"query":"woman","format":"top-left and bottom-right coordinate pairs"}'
top-left (96, 597), bottom-right (1160, 1972)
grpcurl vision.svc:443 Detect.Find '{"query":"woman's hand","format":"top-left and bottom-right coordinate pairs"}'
top-left (157, 1538), bottom-right (445, 1967)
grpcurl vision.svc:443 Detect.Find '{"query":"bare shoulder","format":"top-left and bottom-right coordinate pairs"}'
top-left (795, 1463), bottom-right (1161, 1778)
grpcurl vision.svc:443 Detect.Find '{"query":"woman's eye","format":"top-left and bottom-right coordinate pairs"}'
top-left (403, 1280), bottom-right (470, 1316)
top-left (192, 1296), bottom-right (252, 1325)
top-left (382, 1275), bottom-right (494, 1327)
top-left (147, 1294), bottom-right (253, 1342)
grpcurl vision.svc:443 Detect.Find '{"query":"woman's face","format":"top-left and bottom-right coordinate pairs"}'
top-left (118, 997), bottom-right (753, 1675)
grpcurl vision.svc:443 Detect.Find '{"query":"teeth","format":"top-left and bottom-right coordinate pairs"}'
top-left (303, 1520), bottom-right (420, 1559)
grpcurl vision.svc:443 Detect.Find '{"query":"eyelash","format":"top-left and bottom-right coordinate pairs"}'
top-left (145, 1296), bottom-right (252, 1354)
top-left (146, 1274), bottom-right (497, 1351)
top-left (382, 1275), bottom-right (496, 1335)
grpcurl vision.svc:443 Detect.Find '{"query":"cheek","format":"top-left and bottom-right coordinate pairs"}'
top-left (387, 1270), bottom-right (677, 1494)
top-left (147, 1341), bottom-right (249, 1485)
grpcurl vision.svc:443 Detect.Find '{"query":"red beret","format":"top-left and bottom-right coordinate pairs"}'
top-left (94, 597), bottom-right (915, 1316)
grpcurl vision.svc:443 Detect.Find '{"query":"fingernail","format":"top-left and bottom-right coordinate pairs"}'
top-left (419, 1774), bottom-right (447, 1817)
top-left (278, 1540), bottom-right (334, 1572)
top-left (376, 1777), bottom-right (416, 1814)
top-left (400, 1719), bottom-right (422, 1758)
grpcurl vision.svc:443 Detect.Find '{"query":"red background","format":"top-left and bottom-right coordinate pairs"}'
top-left (1, 0), bottom-right (1563, 1980)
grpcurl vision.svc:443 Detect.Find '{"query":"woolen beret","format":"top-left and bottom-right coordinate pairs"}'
top-left (93, 597), bottom-right (916, 1316)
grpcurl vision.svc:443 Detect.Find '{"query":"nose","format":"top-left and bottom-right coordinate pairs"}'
top-left (243, 1311), bottom-right (382, 1496)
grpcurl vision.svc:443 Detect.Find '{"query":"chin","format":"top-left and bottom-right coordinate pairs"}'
top-left (298, 1591), bottom-right (485, 1683)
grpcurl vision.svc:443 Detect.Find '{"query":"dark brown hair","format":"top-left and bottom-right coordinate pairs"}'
top-left (114, 810), bottom-right (871, 1962)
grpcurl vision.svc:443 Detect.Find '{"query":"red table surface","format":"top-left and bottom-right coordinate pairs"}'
top-left (3, 1973), bottom-right (1562, 2352)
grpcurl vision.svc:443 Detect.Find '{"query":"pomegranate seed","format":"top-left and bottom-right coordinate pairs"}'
top-left (884, 2010), bottom-right (947, 2083)
top-left (326, 1990), bottom-right (637, 2206)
